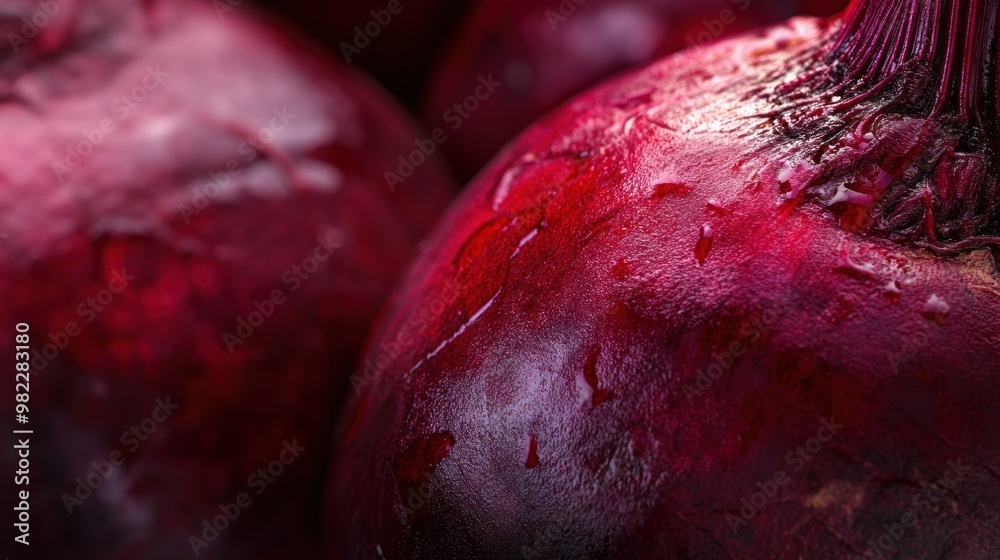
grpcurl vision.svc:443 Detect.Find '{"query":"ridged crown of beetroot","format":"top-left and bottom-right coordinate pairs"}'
top-left (1, 0), bottom-right (453, 557)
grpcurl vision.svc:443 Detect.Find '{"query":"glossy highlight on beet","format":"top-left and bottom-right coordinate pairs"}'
top-left (0, 0), bottom-right (454, 558)
top-left (328, 0), bottom-right (1000, 557)
top-left (424, 0), bottom-right (849, 180)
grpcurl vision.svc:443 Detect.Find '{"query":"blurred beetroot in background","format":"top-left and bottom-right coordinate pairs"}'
top-left (423, 0), bottom-right (848, 181)
top-left (254, 0), bottom-right (474, 108)
top-left (0, 0), bottom-right (453, 557)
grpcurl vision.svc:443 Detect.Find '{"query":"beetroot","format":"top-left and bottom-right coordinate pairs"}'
top-left (328, 0), bottom-right (1000, 557)
top-left (424, 0), bottom-right (848, 180)
top-left (0, 1), bottom-right (453, 558)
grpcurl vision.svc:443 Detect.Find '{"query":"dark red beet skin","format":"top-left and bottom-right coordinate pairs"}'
top-left (329, 1), bottom-right (1000, 558)
top-left (0, 1), bottom-right (453, 558)
top-left (424, 0), bottom-right (848, 181)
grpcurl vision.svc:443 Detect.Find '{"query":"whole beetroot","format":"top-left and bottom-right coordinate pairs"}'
top-left (424, 0), bottom-right (847, 180)
top-left (0, 0), bottom-right (453, 558)
top-left (329, 0), bottom-right (1000, 557)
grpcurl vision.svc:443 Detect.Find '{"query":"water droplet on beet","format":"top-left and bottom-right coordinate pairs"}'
top-left (828, 183), bottom-right (874, 207)
top-left (491, 153), bottom-right (541, 211)
top-left (623, 115), bottom-right (638, 135)
top-left (651, 182), bottom-right (692, 200)
top-left (510, 227), bottom-right (539, 259)
top-left (695, 224), bottom-right (714, 265)
top-left (706, 199), bottom-right (727, 215)
top-left (922, 294), bottom-right (950, 323)
top-left (778, 160), bottom-right (817, 199)
top-left (834, 253), bottom-right (876, 278)
top-left (580, 345), bottom-right (613, 406)
top-left (518, 228), bottom-right (538, 248)
top-left (524, 436), bottom-right (540, 468)
top-left (491, 167), bottom-right (518, 210)
top-left (883, 280), bottom-right (902, 302)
